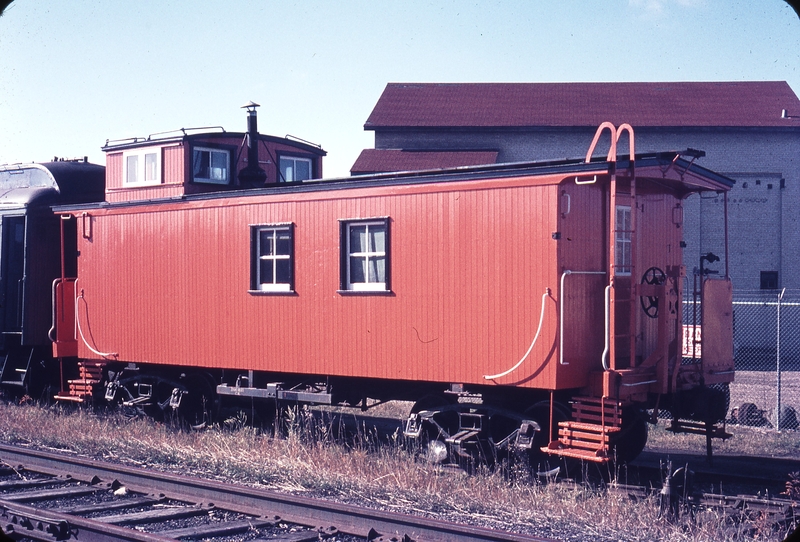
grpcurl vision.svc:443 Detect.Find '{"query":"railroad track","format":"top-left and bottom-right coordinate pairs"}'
top-left (0, 443), bottom-right (554, 542)
top-left (607, 472), bottom-right (799, 539)
top-left (0, 441), bottom-right (797, 541)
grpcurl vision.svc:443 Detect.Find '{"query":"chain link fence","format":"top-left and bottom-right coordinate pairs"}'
top-left (683, 288), bottom-right (800, 430)
top-left (729, 289), bottom-right (800, 430)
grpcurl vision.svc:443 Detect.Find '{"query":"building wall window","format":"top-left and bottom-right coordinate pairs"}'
top-left (615, 205), bottom-right (632, 275)
top-left (760, 271), bottom-right (779, 290)
top-left (193, 147), bottom-right (230, 184)
top-left (279, 156), bottom-right (312, 182)
top-left (124, 150), bottom-right (161, 186)
top-left (340, 219), bottom-right (390, 292)
top-left (251, 224), bottom-right (294, 292)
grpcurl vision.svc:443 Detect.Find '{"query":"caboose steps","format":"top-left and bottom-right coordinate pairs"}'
top-left (541, 396), bottom-right (623, 463)
top-left (0, 348), bottom-right (35, 387)
top-left (54, 361), bottom-right (106, 403)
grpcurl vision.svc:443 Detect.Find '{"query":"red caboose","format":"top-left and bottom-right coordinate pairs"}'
top-left (54, 115), bottom-right (734, 465)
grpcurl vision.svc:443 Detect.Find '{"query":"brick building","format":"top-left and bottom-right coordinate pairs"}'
top-left (351, 82), bottom-right (800, 291)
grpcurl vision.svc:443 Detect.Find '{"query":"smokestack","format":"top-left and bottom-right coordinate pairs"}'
top-left (238, 101), bottom-right (267, 187)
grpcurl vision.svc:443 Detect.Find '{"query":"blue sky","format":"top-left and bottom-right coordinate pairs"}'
top-left (0, 0), bottom-right (798, 177)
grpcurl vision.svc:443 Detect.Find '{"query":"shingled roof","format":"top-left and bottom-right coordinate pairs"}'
top-left (364, 81), bottom-right (800, 129)
top-left (351, 149), bottom-right (499, 175)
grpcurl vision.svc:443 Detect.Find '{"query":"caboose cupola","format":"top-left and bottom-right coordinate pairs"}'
top-left (238, 101), bottom-right (268, 187)
top-left (99, 104), bottom-right (325, 203)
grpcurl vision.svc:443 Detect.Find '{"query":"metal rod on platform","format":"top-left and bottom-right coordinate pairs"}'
top-left (776, 287), bottom-right (785, 430)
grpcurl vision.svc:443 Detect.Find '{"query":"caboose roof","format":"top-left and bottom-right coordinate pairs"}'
top-left (54, 151), bottom-right (734, 213)
top-left (351, 149), bottom-right (499, 175)
top-left (101, 130), bottom-right (326, 156)
top-left (364, 81), bottom-right (800, 129)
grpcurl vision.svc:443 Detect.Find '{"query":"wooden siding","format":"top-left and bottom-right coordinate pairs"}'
top-left (635, 191), bottom-right (684, 359)
top-left (105, 153), bottom-right (123, 191)
top-left (106, 145), bottom-right (185, 203)
top-left (107, 184), bottom-right (186, 203)
top-left (70, 164), bottom-right (713, 393)
top-left (74, 174), bottom-right (568, 390)
top-left (164, 144), bottom-right (185, 182)
top-left (557, 181), bottom-right (607, 388)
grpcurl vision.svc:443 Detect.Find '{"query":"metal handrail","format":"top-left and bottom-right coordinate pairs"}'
top-left (559, 270), bottom-right (606, 365)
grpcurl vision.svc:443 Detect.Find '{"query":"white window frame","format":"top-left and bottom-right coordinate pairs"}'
top-left (251, 224), bottom-right (294, 293)
top-left (279, 156), bottom-right (313, 182)
top-left (342, 219), bottom-right (390, 292)
top-left (615, 205), bottom-right (632, 276)
top-left (123, 149), bottom-right (161, 186)
top-left (193, 146), bottom-right (231, 185)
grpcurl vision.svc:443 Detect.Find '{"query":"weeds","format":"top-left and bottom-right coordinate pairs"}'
top-left (646, 419), bottom-right (800, 459)
top-left (0, 400), bottom-right (795, 541)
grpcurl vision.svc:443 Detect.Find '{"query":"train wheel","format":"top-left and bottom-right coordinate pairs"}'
top-left (410, 394), bottom-right (457, 414)
top-left (172, 374), bottom-right (218, 430)
top-left (483, 405), bottom-right (539, 475)
top-left (110, 375), bottom-right (179, 422)
top-left (408, 397), bottom-right (550, 473)
top-left (523, 400), bottom-right (571, 476)
top-left (609, 408), bottom-right (649, 464)
top-left (409, 394), bottom-right (460, 464)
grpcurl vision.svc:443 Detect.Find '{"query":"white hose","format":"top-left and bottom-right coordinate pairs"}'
top-left (75, 280), bottom-right (117, 358)
top-left (483, 289), bottom-right (551, 380)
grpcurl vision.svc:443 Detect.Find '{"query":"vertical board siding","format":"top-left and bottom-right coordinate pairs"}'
top-left (106, 185), bottom-right (185, 203)
top-left (105, 153), bottom-right (123, 191)
top-left (557, 181), bottom-right (607, 388)
top-left (106, 145), bottom-right (185, 203)
top-left (163, 144), bottom-right (185, 186)
top-left (636, 192), bottom-right (684, 359)
top-left (76, 175), bottom-right (564, 390)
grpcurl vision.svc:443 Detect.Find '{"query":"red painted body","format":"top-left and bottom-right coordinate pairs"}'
top-left (66, 158), bottom-right (730, 394)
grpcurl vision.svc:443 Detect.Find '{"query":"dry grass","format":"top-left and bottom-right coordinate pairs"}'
top-left (0, 400), bottom-right (795, 542)
top-left (646, 419), bottom-right (800, 459)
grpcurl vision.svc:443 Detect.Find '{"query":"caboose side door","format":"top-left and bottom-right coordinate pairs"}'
top-left (0, 215), bottom-right (26, 335)
top-left (557, 181), bottom-right (606, 376)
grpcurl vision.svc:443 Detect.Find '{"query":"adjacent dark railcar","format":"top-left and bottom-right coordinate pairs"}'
top-left (0, 159), bottom-right (104, 397)
top-left (51, 115), bottom-right (736, 465)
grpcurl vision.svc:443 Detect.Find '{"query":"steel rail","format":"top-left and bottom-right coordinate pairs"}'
top-left (1, 499), bottom-right (177, 542)
top-left (0, 443), bottom-right (553, 542)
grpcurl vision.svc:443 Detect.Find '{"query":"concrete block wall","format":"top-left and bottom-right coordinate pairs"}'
top-left (375, 126), bottom-right (800, 291)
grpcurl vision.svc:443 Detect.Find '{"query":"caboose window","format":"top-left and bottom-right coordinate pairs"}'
top-left (124, 150), bottom-right (161, 186)
top-left (250, 224), bottom-right (294, 293)
top-left (615, 205), bottom-right (632, 275)
top-left (193, 147), bottom-right (230, 185)
top-left (279, 156), bottom-right (312, 182)
top-left (341, 219), bottom-right (390, 292)
top-left (144, 153), bottom-right (158, 182)
top-left (126, 155), bottom-right (138, 184)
